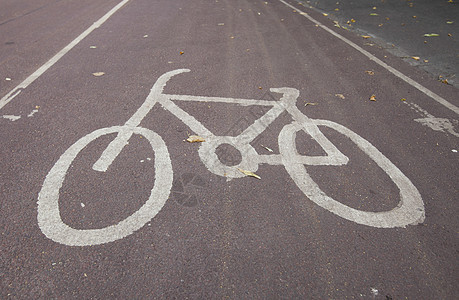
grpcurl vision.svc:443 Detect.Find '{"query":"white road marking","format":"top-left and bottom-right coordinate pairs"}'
top-left (38, 69), bottom-right (425, 246)
top-left (2, 115), bottom-right (21, 121)
top-left (0, 0), bottom-right (131, 111)
top-left (38, 126), bottom-right (172, 246)
top-left (279, 120), bottom-right (425, 228)
top-left (27, 109), bottom-right (39, 117)
top-left (278, 0), bottom-right (459, 115)
top-left (405, 102), bottom-right (459, 137)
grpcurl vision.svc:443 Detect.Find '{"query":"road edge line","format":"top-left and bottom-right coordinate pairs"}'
top-left (0, 0), bottom-right (131, 111)
top-left (278, 0), bottom-right (459, 115)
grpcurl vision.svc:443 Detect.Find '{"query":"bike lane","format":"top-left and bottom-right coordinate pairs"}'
top-left (1, 0), bottom-right (457, 298)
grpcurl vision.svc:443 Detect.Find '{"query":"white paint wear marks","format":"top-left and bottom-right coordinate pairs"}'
top-left (1, 107), bottom-right (40, 121)
top-left (2, 115), bottom-right (21, 121)
top-left (0, 0), bottom-right (131, 111)
top-left (405, 102), bottom-right (459, 137)
top-left (278, 0), bottom-right (459, 115)
top-left (38, 69), bottom-right (425, 246)
top-left (27, 109), bottom-right (39, 117)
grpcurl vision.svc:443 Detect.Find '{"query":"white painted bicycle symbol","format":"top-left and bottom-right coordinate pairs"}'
top-left (38, 69), bottom-right (425, 246)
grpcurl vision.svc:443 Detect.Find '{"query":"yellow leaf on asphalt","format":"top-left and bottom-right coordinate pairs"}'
top-left (369, 94), bottom-right (376, 101)
top-left (261, 145), bottom-right (274, 152)
top-left (186, 135), bottom-right (205, 143)
top-left (238, 168), bottom-right (261, 179)
top-left (335, 93), bottom-right (345, 99)
top-left (365, 70), bottom-right (375, 75)
top-left (362, 35), bottom-right (371, 39)
top-left (411, 56), bottom-right (420, 61)
top-left (440, 79), bottom-right (449, 85)
top-left (92, 72), bottom-right (105, 77)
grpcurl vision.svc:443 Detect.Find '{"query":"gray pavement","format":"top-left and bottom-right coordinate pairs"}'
top-left (1, 0), bottom-right (458, 298)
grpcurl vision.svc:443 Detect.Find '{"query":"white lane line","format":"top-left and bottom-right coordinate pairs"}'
top-left (278, 0), bottom-right (459, 115)
top-left (0, 0), bottom-right (131, 111)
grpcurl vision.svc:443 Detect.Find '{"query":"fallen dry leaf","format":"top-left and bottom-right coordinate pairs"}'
top-left (362, 35), bottom-right (371, 39)
top-left (411, 56), bottom-right (420, 61)
top-left (370, 13), bottom-right (378, 16)
top-left (323, 13), bottom-right (329, 16)
top-left (401, 98), bottom-right (406, 101)
top-left (365, 70), bottom-right (375, 75)
top-left (261, 145), bottom-right (274, 152)
top-left (238, 168), bottom-right (261, 179)
top-left (440, 79), bottom-right (449, 85)
top-left (186, 135), bottom-right (205, 143)
top-left (92, 72), bottom-right (105, 77)
top-left (179, 51), bottom-right (184, 55)
top-left (424, 33), bottom-right (439, 37)
top-left (369, 94), bottom-right (376, 101)
top-left (335, 94), bottom-right (345, 99)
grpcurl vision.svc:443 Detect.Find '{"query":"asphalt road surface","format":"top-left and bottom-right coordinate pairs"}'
top-left (1, 0), bottom-right (458, 298)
